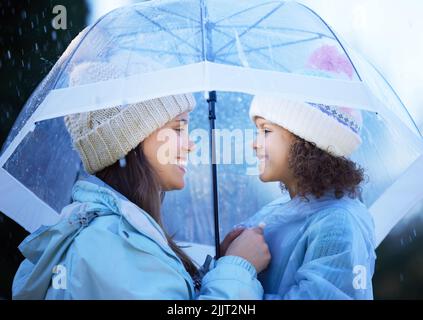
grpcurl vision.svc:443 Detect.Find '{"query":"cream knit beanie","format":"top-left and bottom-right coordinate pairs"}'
top-left (249, 69), bottom-right (363, 158)
top-left (64, 62), bottom-right (196, 174)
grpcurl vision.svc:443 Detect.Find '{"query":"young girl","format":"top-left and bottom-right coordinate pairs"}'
top-left (12, 62), bottom-right (270, 300)
top-left (237, 75), bottom-right (377, 299)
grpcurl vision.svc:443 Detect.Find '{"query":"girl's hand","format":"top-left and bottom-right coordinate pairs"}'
top-left (225, 224), bottom-right (271, 273)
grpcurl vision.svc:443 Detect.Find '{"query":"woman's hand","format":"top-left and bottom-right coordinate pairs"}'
top-left (225, 224), bottom-right (271, 273)
top-left (220, 227), bottom-right (245, 256)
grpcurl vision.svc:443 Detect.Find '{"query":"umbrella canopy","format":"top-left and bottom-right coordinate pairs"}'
top-left (1, 0), bottom-right (422, 257)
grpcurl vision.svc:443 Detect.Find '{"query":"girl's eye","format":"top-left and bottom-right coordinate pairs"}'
top-left (254, 129), bottom-right (270, 136)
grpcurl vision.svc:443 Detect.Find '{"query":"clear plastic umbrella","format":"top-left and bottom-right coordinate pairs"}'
top-left (1, 0), bottom-right (422, 260)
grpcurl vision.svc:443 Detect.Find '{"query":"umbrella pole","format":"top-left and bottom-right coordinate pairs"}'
top-left (207, 91), bottom-right (221, 258)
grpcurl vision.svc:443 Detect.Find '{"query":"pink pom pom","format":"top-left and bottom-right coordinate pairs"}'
top-left (307, 45), bottom-right (354, 79)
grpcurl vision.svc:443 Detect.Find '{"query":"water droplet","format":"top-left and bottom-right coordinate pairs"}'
top-left (7, 50), bottom-right (11, 59)
top-left (21, 10), bottom-right (27, 20)
top-left (35, 43), bottom-right (39, 51)
top-left (119, 157), bottom-right (127, 168)
top-left (399, 273), bottom-right (404, 282)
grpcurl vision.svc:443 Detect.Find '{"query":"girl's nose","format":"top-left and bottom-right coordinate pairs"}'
top-left (252, 138), bottom-right (261, 150)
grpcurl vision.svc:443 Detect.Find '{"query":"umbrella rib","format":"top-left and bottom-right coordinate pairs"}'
top-left (154, 6), bottom-right (200, 24)
top-left (212, 28), bottom-right (322, 71)
top-left (210, 28), bottom-right (289, 71)
top-left (118, 46), bottom-right (200, 58)
top-left (213, 26), bottom-right (322, 54)
top-left (216, 25), bottom-right (335, 40)
top-left (134, 9), bottom-right (201, 54)
top-left (221, 35), bottom-right (323, 56)
top-left (212, 56), bottom-right (288, 72)
top-left (213, 1), bottom-right (284, 25)
top-left (213, 2), bottom-right (285, 56)
top-left (115, 28), bottom-right (203, 57)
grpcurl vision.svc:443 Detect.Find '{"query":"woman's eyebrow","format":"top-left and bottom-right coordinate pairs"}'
top-left (172, 119), bottom-right (188, 125)
top-left (256, 120), bottom-right (270, 128)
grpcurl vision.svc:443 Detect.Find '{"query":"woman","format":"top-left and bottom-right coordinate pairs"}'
top-left (12, 62), bottom-right (270, 299)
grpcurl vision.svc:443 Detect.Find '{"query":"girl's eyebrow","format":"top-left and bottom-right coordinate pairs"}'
top-left (256, 120), bottom-right (271, 128)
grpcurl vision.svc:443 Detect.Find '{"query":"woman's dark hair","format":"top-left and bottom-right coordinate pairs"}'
top-left (95, 142), bottom-right (198, 277)
top-left (282, 134), bottom-right (366, 200)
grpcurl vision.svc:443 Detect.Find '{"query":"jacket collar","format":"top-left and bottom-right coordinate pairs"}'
top-left (72, 174), bottom-right (169, 248)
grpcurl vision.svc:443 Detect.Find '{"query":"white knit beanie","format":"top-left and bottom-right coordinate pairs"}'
top-left (64, 62), bottom-right (196, 174)
top-left (249, 69), bottom-right (363, 158)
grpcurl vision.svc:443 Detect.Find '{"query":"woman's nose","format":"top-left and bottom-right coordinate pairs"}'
top-left (183, 138), bottom-right (196, 153)
top-left (188, 139), bottom-right (196, 153)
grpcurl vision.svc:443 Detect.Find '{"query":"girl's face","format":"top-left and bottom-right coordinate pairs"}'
top-left (143, 112), bottom-right (195, 191)
top-left (252, 116), bottom-right (296, 187)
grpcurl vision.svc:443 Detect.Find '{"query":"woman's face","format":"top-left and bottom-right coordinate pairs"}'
top-left (252, 117), bottom-right (296, 186)
top-left (143, 112), bottom-right (195, 191)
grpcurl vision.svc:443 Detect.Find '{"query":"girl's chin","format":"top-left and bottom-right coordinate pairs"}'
top-left (259, 175), bottom-right (271, 182)
top-left (259, 171), bottom-right (278, 183)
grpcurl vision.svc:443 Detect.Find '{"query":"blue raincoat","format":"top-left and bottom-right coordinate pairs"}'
top-left (12, 175), bottom-right (263, 300)
top-left (236, 192), bottom-right (377, 300)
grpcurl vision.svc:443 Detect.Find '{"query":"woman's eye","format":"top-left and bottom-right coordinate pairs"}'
top-left (264, 129), bottom-right (271, 135)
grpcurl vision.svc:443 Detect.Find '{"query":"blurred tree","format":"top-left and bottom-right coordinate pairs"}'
top-left (0, 0), bottom-right (88, 299)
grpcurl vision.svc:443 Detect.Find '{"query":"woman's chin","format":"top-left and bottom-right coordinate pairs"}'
top-left (173, 181), bottom-right (185, 190)
top-left (170, 177), bottom-right (185, 190)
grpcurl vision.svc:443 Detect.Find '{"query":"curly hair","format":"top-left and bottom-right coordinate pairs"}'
top-left (282, 134), bottom-right (366, 200)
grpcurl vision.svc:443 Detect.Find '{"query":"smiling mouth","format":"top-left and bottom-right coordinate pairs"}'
top-left (257, 155), bottom-right (268, 161)
top-left (176, 158), bottom-right (187, 173)
top-left (177, 165), bottom-right (186, 173)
